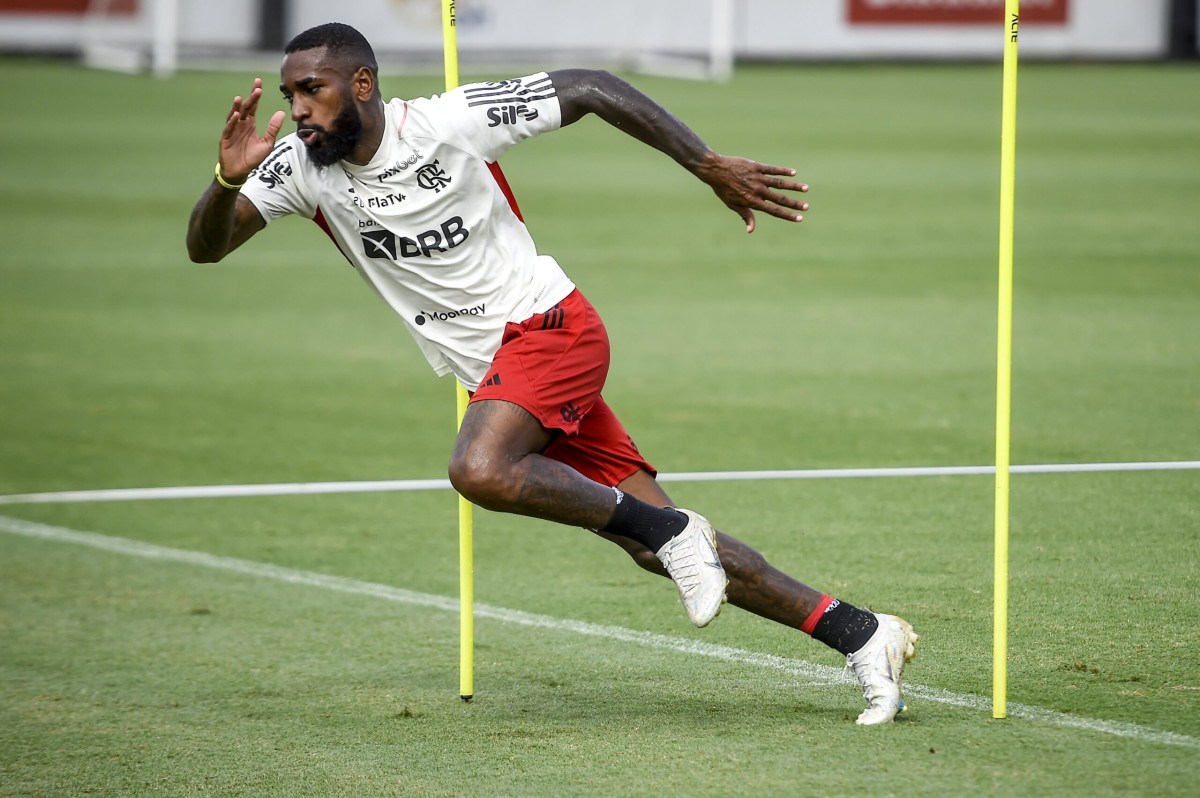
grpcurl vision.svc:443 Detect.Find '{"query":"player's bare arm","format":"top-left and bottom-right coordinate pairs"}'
top-left (549, 68), bottom-right (810, 233)
top-left (186, 78), bottom-right (285, 263)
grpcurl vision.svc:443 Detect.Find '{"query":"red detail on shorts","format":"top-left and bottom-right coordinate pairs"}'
top-left (543, 396), bottom-right (655, 487)
top-left (312, 207), bottom-right (350, 264)
top-left (472, 289), bottom-right (608, 435)
top-left (487, 161), bottom-right (524, 222)
top-left (470, 289), bottom-right (654, 486)
top-left (801, 594), bottom-right (837, 635)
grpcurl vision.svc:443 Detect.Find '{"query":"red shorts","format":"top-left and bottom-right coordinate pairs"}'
top-left (470, 289), bottom-right (656, 487)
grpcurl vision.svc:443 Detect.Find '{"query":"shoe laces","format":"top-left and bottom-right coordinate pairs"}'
top-left (660, 535), bottom-right (702, 596)
top-left (846, 642), bottom-right (897, 705)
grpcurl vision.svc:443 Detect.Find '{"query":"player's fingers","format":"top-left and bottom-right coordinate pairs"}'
top-left (755, 163), bottom-right (799, 177)
top-left (762, 190), bottom-right (810, 212)
top-left (764, 176), bottom-right (809, 194)
top-left (242, 85), bottom-right (263, 118)
top-left (739, 192), bottom-right (805, 223)
top-left (758, 202), bottom-right (805, 224)
top-left (734, 206), bottom-right (756, 233)
top-left (264, 110), bottom-right (286, 142)
top-left (220, 110), bottom-right (242, 140)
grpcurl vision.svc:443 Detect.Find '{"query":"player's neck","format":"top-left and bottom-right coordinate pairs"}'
top-left (346, 100), bottom-right (386, 166)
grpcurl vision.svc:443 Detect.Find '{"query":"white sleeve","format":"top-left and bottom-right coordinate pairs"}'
top-left (240, 136), bottom-right (317, 223)
top-left (423, 72), bottom-right (563, 163)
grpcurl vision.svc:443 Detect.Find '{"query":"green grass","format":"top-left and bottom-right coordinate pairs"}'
top-left (1, 59), bottom-right (1198, 796)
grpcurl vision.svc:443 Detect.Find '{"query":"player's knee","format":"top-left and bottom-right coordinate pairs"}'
top-left (447, 446), bottom-right (515, 509)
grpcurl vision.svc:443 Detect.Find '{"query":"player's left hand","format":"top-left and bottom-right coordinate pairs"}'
top-left (694, 153), bottom-right (809, 233)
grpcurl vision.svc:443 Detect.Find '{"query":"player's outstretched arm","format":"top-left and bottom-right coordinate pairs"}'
top-left (549, 68), bottom-right (809, 233)
top-left (186, 78), bottom-right (286, 263)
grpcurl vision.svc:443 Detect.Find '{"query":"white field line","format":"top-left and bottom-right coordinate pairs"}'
top-left (1, 514), bottom-right (1196, 751)
top-left (0, 460), bottom-right (1197, 506)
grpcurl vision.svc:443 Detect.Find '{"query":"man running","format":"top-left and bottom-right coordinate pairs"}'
top-left (186, 22), bottom-right (918, 725)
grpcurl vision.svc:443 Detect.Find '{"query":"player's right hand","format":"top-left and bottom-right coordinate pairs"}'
top-left (218, 77), bottom-right (286, 185)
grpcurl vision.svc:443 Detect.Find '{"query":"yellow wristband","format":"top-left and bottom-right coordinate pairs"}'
top-left (214, 163), bottom-right (246, 191)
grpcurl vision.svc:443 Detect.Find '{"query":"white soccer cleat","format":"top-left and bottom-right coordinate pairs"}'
top-left (846, 613), bottom-right (919, 726)
top-left (655, 508), bottom-right (728, 628)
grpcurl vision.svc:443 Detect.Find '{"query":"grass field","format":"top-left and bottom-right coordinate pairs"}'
top-left (1, 57), bottom-right (1198, 796)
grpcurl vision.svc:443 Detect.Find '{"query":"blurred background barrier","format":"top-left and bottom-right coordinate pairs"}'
top-left (0, 0), bottom-right (1196, 79)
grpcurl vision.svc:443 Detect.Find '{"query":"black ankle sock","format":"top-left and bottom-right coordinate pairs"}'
top-left (810, 600), bottom-right (880, 656)
top-left (600, 489), bottom-right (688, 552)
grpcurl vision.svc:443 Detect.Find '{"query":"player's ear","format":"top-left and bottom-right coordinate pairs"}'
top-left (352, 66), bottom-right (376, 102)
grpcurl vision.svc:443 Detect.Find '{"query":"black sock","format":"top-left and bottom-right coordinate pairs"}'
top-left (600, 488), bottom-right (688, 553)
top-left (810, 600), bottom-right (880, 656)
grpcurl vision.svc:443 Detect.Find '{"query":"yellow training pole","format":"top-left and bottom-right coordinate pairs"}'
top-left (442, 0), bottom-right (473, 703)
top-left (442, 0), bottom-right (460, 92)
top-left (993, 0), bottom-right (1020, 721)
top-left (457, 381), bottom-right (474, 702)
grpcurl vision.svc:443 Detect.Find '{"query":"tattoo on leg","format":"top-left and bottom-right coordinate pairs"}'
top-left (715, 533), bottom-right (826, 630)
top-left (513, 454), bottom-right (616, 529)
top-left (602, 525), bottom-right (827, 630)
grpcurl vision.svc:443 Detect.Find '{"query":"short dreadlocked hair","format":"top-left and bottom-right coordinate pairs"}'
top-left (285, 22), bottom-right (379, 75)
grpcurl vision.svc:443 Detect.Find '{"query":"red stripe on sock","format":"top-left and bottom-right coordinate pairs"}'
top-left (800, 594), bottom-right (836, 635)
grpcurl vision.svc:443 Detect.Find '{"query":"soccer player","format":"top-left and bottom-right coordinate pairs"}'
top-left (186, 22), bottom-right (918, 724)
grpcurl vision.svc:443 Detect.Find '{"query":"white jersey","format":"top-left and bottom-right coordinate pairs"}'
top-left (241, 72), bottom-right (575, 389)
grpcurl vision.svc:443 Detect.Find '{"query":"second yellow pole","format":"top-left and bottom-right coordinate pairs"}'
top-left (993, 0), bottom-right (1021, 721)
top-left (441, 0), bottom-right (473, 703)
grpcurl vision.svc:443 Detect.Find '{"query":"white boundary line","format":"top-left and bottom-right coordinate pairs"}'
top-left (0, 460), bottom-right (1196, 506)
top-left (1, 514), bottom-right (1196, 751)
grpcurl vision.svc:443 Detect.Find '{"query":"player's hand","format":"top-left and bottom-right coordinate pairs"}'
top-left (217, 78), bottom-right (286, 185)
top-left (694, 153), bottom-right (809, 233)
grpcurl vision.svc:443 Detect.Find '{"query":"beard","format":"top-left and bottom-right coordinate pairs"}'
top-left (300, 101), bottom-right (364, 168)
